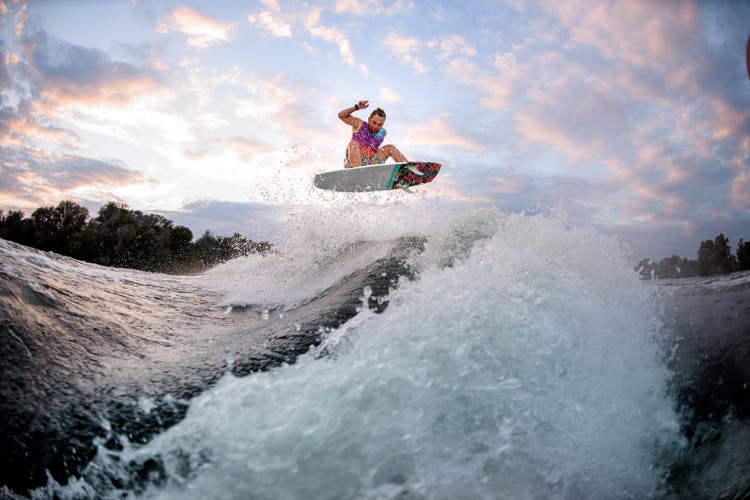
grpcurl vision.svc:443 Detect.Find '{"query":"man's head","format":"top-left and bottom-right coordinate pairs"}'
top-left (368, 108), bottom-right (386, 133)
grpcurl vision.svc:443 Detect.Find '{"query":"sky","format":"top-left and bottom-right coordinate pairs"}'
top-left (0, 0), bottom-right (749, 261)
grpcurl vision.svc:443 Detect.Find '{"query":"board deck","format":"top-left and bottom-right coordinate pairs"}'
top-left (313, 161), bottom-right (441, 192)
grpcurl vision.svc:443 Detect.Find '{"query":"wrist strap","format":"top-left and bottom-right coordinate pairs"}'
top-left (354, 103), bottom-right (359, 110)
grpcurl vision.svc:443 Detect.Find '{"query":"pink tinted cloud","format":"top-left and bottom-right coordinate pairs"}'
top-left (247, 10), bottom-right (292, 39)
top-left (159, 6), bottom-right (236, 49)
top-left (383, 32), bottom-right (427, 74)
top-left (405, 116), bottom-right (481, 150)
top-left (730, 170), bottom-right (750, 210)
top-left (489, 176), bottom-right (526, 195)
top-left (1, 0), bottom-right (27, 38)
top-left (1, 149), bottom-right (144, 207)
top-left (186, 136), bottom-right (273, 161)
top-left (21, 32), bottom-right (165, 109)
top-left (334, 0), bottom-right (413, 16)
top-left (0, 109), bottom-right (79, 149)
top-left (494, 1), bottom-right (749, 236)
top-left (218, 137), bottom-right (273, 156)
top-left (444, 54), bottom-right (516, 110)
top-left (542, 0), bottom-right (699, 73)
top-left (429, 34), bottom-right (477, 61)
top-left (305, 8), bottom-right (359, 70)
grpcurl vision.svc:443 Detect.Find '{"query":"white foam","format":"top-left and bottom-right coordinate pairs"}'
top-left (122, 210), bottom-right (684, 499)
top-left (199, 199), bottom-right (449, 309)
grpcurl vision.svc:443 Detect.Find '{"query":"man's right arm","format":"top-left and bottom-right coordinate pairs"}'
top-left (338, 100), bottom-right (369, 127)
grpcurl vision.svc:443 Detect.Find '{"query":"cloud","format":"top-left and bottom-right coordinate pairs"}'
top-left (730, 169), bottom-right (750, 209)
top-left (429, 34), bottom-right (477, 61)
top-left (488, 175), bottom-right (526, 195)
top-left (304, 8), bottom-right (360, 70)
top-left (455, 0), bottom-right (750, 253)
top-left (20, 31), bottom-right (165, 108)
top-left (444, 51), bottom-right (519, 110)
top-left (247, 0), bottom-right (294, 40)
top-left (261, 0), bottom-right (282, 12)
top-left (160, 199), bottom-right (283, 241)
top-left (405, 115), bottom-right (481, 150)
top-left (402, 25), bottom-right (536, 112)
top-left (384, 32), bottom-right (480, 84)
top-left (379, 86), bottom-right (401, 104)
top-left (540, 0), bottom-right (699, 74)
top-left (245, 72), bottom-right (298, 110)
top-left (513, 59), bottom-right (636, 161)
top-left (217, 137), bottom-right (274, 158)
top-left (335, 0), bottom-right (378, 15)
top-left (4, 49), bottom-right (19, 65)
top-left (187, 136), bottom-right (274, 161)
top-left (247, 10), bottom-right (292, 39)
top-left (0, 40), bottom-right (14, 90)
top-left (334, 0), bottom-right (414, 16)
top-left (383, 32), bottom-right (426, 74)
top-left (0, 147), bottom-right (144, 207)
top-left (158, 6), bottom-right (236, 49)
top-left (1, 0), bottom-right (27, 38)
top-left (0, 101), bottom-right (79, 148)
top-left (0, 27), bottom-right (164, 211)
top-left (198, 68), bottom-right (342, 150)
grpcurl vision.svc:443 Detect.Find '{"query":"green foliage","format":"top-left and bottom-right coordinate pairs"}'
top-left (637, 232), bottom-right (747, 279)
top-left (0, 210), bottom-right (34, 245)
top-left (736, 239), bottom-right (750, 272)
top-left (30, 200), bottom-right (90, 255)
top-left (0, 201), bottom-right (272, 274)
top-left (697, 233), bottom-right (735, 276)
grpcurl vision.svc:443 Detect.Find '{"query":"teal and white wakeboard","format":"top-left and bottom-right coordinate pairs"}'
top-left (313, 161), bottom-right (442, 192)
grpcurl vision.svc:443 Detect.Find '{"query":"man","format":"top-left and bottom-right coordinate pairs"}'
top-left (338, 100), bottom-right (407, 168)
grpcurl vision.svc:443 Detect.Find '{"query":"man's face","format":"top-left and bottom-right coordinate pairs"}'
top-left (368, 115), bottom-right (385, 133)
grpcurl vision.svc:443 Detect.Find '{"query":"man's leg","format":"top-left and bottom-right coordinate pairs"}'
top-left (346, 141), bottom-right (362, 168)
top-left (377, 144), bottom-right (407, 163)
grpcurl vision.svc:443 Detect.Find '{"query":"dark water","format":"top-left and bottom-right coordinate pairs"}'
top-left (1, 208), bottom-right (748, 499)
top-left (654, 273), bottom-right (750, 499)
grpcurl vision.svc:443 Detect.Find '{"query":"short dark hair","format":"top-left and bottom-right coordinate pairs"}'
top-left (370, 108), bottom-right (386, 119)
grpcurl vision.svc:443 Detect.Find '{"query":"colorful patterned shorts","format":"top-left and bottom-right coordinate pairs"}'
top-left (344, 149), bottom-right (381, 168)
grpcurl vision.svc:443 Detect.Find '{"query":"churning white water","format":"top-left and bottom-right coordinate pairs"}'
top-left (105, 209), bottom-right (684, 500)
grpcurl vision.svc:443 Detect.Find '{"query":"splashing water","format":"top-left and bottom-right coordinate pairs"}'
top-left (85, 211), bottom-right (685, 500)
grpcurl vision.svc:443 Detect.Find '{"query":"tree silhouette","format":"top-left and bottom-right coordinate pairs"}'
top-left (636, 233), bottom-right (748, 279)
top-left (697, 233), bottom-right (734, 276)
top-left (737, 239), bottom-right (750, 271)
top-left (0, 201), bottom-right (271, 273)
top-left (29, 201), bottom-right (90, 255)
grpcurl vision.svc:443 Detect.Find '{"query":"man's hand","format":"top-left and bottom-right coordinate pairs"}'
top-left (356, 100), bottom-right (369, 110)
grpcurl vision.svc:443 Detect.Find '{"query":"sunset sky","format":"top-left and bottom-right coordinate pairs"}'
top-left (1, 0), bottom-right (749, 260)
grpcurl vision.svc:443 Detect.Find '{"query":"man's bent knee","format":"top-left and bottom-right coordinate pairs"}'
top-left (379, 144), bottom-right (406, 162)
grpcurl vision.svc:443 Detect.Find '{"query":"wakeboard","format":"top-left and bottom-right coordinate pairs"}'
top-left (313, 161), bottom-right (441, 192)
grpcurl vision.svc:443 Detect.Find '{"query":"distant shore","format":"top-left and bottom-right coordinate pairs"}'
top-left (637, 233), bottom-right (749, 279)
top-left (1, 200), bottom-right (272, 274)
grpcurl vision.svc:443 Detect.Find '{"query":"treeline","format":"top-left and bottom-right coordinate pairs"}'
top-left (0, 200), bottom-right (272, 273)
top-left (637, 233), bottom-right (750, 279)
